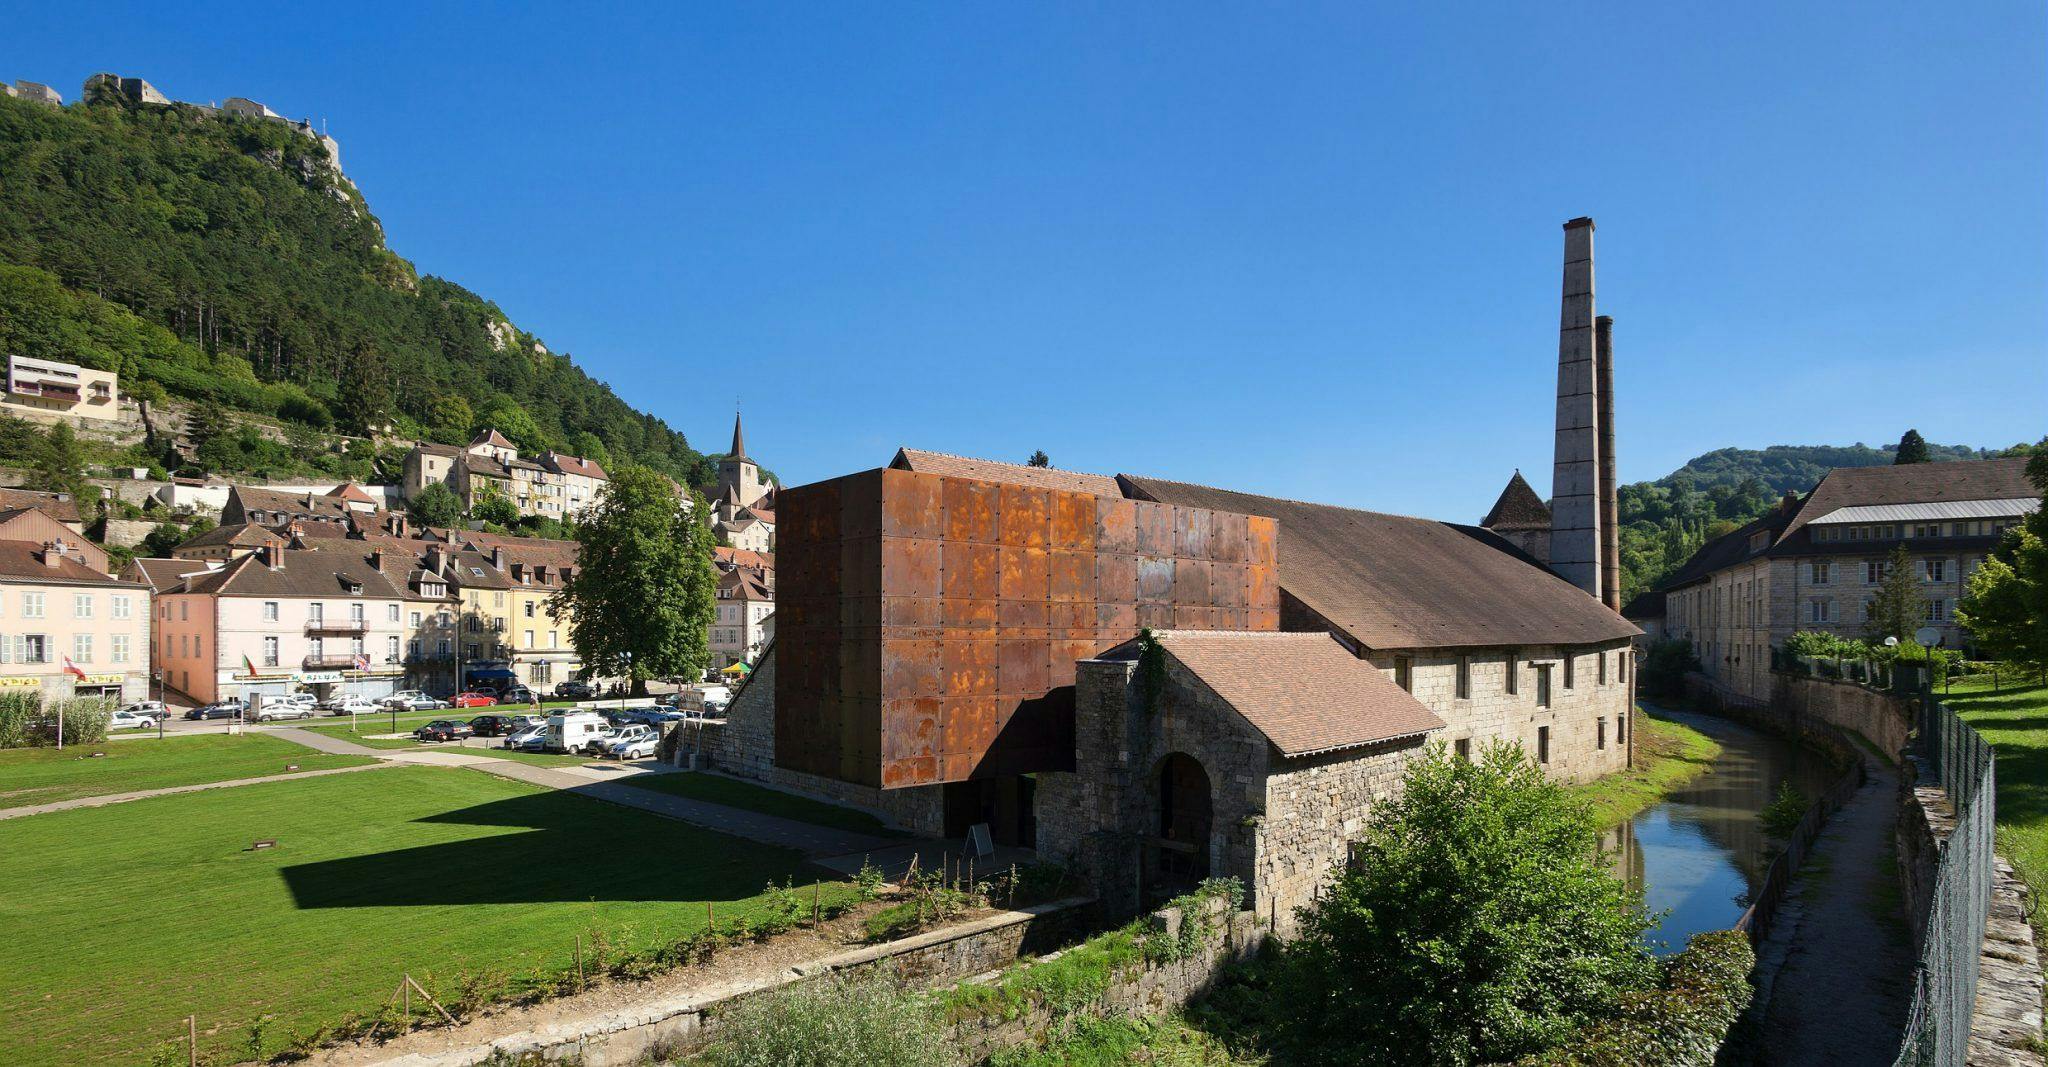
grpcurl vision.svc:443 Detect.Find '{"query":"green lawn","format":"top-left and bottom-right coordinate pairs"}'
top-left (0, 765), bottom-right (855, 1065)
top-left (1943, 678), bottom-right (2048, 937)
top-left (0, 734), bottom-right (374, 810)
top-left (618, 772), bottom-right (907, 837)
top-left (1571, 705), bottom-right (1724, 827)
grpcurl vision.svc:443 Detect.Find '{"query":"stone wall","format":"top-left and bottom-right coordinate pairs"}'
top-left (359, 897), bottom-right (1096, 1067)
top-left (1772, 673), bottom-right (1914, 760)
top-left (1258, 742), bottom-right (1413, 934)
top-left (1375, 643), bottom-right (1633, 784)
top-left (947, 892), bottom-right (1266, 1060)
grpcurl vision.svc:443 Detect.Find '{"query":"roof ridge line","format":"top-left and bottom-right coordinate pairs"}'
top-left (1120, 472), bottom-right (1446, 525)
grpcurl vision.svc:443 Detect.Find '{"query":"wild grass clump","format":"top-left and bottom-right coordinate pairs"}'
top-left (699, 974), bottom-right (954, 1067)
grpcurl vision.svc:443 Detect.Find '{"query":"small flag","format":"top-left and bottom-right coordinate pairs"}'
top-left (352, 654), bottom-right (370, 671)
top-left (62, 656), bottom-right (88, 682)
top-left (243, 653), bottom-right (258, 676)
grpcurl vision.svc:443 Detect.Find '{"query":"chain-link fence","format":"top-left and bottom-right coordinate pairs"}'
top-left (1892, 698), bottom-right (1997, 1067)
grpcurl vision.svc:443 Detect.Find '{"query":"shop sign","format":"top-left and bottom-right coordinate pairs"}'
top-left (297, 671), bottom-right (343, 684)
top-left (80, 674), bottom-right (124, 685)
top-left (0, 675), bottom-right (42, 688)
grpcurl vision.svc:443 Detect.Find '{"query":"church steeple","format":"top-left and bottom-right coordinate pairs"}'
top-left (730, 410), bottom-right (748, 462)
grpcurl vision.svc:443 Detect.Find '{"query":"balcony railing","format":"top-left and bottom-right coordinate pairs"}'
top-left (305, 619), bottom-right (369, 634)
top-left (302, 654), bottom-right (363, 669)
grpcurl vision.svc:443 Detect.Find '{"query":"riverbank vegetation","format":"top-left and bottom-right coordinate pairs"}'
top-left (1569, 706), bottom-right (1723, 827)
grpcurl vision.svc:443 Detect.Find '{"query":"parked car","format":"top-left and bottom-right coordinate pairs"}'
top-left (323, 697), bottom-right (381, 717)
top-left (450, 692), bottom-right (497, 709)
top-left (505, 724), bottom-right (548, 751)
top-left (553, 680), bottom-right (596, 700)
top-left (468, 714), bottom-right (525, 737)
top-left (414, 719), bottom-right (475, 743)
top-left (184, 699), bottom-right (246, 721)
top-left (382, 690), bottom-right (448, 712)
top-left (607, 728), bottom-right (661, 761)
top-left (498, 685), bottom-right (539, 705)
top-left (253, 699), bottom-right (316, 722)
top-left (109, 703), bottom-right (167, 730)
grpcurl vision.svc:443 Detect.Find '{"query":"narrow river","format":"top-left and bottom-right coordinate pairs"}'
top-left (1605, 706), bottom-right (1841, 954)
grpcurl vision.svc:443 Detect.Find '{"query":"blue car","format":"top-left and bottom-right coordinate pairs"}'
top-left (183, 699), bottom-right (246, 721)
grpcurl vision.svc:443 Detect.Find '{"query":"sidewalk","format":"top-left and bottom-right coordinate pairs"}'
top-left (1754, 752), bottom-right (1914, 1065)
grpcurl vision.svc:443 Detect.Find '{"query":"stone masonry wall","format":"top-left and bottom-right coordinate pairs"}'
top-left (1374, 642), bottom-right (1633, 784)
top-left (694, 646), bottom-right (947, 836)
top-left (1258, 742), bottom-right (1414, 934)
top-left (1772, 673), bottom-right (1914, 760)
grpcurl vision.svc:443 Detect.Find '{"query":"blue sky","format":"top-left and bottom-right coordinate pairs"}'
top-left (9, 4), bottom-right (2044, 519)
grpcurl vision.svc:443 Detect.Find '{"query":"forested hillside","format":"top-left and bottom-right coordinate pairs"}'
top-left (0, 89), bottom-right (714, 487)
top-left (1617, 439), bottom-right (2024, 602)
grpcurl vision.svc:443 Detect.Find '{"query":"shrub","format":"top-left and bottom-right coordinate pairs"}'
top-left (1639, 638), bottom-right (1701, 700)
top-left (1275, 742), bottom-right (1657, 1066)
top-left (1515, 930), bottom-right (1756, 1066)
top-left (0, 690), bottom-right (39, 748)
top-left (1759, 781), bottom-right (1810, 838)
top-left (701, 974), bottom-right (955, 1067)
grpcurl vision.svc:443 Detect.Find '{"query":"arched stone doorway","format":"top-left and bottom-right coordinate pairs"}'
top-left (1155, 752), bottom-right (1213, 883)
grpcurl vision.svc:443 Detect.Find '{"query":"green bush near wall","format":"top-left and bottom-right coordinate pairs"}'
top-left (1514, 929), bottom-right (1756, 1067)
top-left (0, 694), bottom-right (114, 748)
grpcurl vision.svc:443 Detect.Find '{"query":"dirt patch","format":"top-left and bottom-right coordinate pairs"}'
top-left (289, 896), bottom-right (1006, 1066)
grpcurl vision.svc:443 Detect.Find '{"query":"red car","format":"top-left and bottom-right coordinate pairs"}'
top-left (450, 691), bottom-right (496, 709)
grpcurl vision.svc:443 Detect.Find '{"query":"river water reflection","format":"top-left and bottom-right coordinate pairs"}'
top-left (1605, 707), bottom-right (1841, 954)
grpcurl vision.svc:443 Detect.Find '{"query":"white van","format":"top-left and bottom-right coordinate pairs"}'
top-left (544, 712), bottom-right (615, 755)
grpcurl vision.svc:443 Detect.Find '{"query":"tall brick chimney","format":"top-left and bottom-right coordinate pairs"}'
top-left (1596, 315), bottom-right (1620, 612)
top-left (1549, 217), bottom-right (1603, 598)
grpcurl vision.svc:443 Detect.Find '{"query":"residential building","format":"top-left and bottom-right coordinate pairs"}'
top-left (1660, 457), bottom-right (2039, 702)
top-left (170, 522), bottom-right (286, 562)
top-left (401, 430), bottom-right (608, 521)
top-left (455, 531), bottom-right (582, 690)
top-left (711, 413), bottom-right (775, 550)
top-left (0, 488), bottom-right (84, 531)
top-left (0, 507), bottom-right (107, 572)
top-left (0, 538), bottom-right (151, 702)
top-left (153, 543), bottom-right (410, 705)
top-left (2, 355), bottom-right (120, 423)
top-left (710, 567), bottom-right (773, 672)
top-left (220, 484), bottom-right (383, 528)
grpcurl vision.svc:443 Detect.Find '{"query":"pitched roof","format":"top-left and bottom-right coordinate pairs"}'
top-left (714, 546), bottom-right (774, 570)
top-left (0, 541), bottom-right (144, 587)
top-left (461, 453), bottom-right (511, 478)
top-left (227, 485), bottom-right (359, 522)
top-left (719, 567), bottom-right (773, 602)
top-left (456, 530), bottom-right (579, 568)
top-left (469, 428), bottom-right (516, 450)
top-left (1622, 590), bottom-right (1666, 620)
top-left (326, 483), bottom-right (377, 504)
top-left (541, 452), bottom-right (608, 480)
top-left (1121, 474), bottom-right (1638, 650)
top-left (0, 487), bottom-right (80, 522)
top-left (891, 447), bottom-right (1122, 497)
top-left (1147, 630), bottom-right (1446, 757)
top-left (1776, 457), bottom-right (2038, 543)
top-left (177, 522), bottom-right (284, 550)
top-left (1661, 498), bottom-right (1800, 588)
top-left (1482, 471), bottom-right (1551, 530)
top-left (413, 441), bottom-right (462, 458)
top-left (179, 547), bottom-right (409, 599)
top-left (124, 557), bottom-right (215, 591)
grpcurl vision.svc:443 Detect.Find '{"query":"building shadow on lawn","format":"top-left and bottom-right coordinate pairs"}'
top-left (280, 789), bottom-right (805, 908)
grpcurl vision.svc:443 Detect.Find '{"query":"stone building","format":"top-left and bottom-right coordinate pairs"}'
top-left (5, 81), bottom-right (64, 106)
top-left (402, 430), bottom-right (608, 522)
top-left (1037, 631), bottom-right (1444, 929)
top-left (1662, 456), bottom-right (2038, 702)
top-left (1481, 470), bottom-right (1552, 565)
top-left (712, 413), bottom-right (776, 551)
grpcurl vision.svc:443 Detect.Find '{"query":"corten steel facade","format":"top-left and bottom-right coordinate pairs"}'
top-left (777, 467), bottom-right (1279, 790)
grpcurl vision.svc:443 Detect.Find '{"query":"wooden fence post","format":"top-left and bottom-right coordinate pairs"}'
top-left (187, 1015), bottom-right (197, 1067)
top-left (812, 881), bottom-right (822, 928)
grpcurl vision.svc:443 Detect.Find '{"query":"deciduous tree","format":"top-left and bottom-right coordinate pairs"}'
top-left (553, 467), bottom-right (716, 695)
top-left (1958, 458), bottom-right (2048, 670)
top-left (406, 482), bottom-right (462, 530)
top-left (1277, 743), bottom-right (1656, 1066)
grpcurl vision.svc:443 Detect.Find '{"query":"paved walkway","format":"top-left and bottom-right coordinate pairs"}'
top-left (0, 761), bottom-right (392, 820)
top-left (1756, 752), bottom-right (1914, 1066)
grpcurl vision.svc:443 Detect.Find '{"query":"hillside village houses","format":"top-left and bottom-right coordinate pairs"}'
top-left (710, 413), bottom-right (775, 552)
top-left (402, 430), bottom-right (611, 522)
top-left (1647, 456), bottom-right (2040, 703)
top-left (2, 354), bottom-right (120, 424)
top-left (710, 566), bottom-right (773, 674)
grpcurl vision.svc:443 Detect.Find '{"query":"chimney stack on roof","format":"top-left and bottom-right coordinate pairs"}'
top-left (260, 544), bottom-right (283, 570)
top-left (40, 540), bottom-right (65, 568)
top-left (491, 546), bottom-right (505, 570)
top-left (1549, 217), bottom-right (1604, 601)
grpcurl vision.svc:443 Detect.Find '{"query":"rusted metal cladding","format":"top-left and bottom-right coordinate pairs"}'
top-left (777, 467), bottom-right (1280, 789)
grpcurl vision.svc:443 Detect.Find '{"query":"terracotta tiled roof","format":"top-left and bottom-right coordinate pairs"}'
top-left (719, 567), bottom-right (773, 602)
top-left (469, 428), bottom-right (516, 450)
top-left (741, 507), bottom-right (775, 525)
top-left (177, 522), bottom-right (284, 550)
top-left (1121, 474), bottom-right (1639, 651)
top-left (1146, 630), bottom-right (1445, 757)
top-left (542, 452), bottom-right (609, 480)
top-left (456, 530), bottom-right (578, 568)
top-left (1481, 471), bottom-right (1551, 531)
top-left (180, 548), bottom-right (409, 599)
top-left (714, 547), bottom-right (774, 570)
top-left (892, 448), bottom-right (1122, 497)
top-left (124, 557), bottom-right (215, 591)
top-left (326, 483), bottom-right (378, 504)
top-left (0, 487), bottom-right (80, 522)
top-left (0, 540), bottom-right (140, 586)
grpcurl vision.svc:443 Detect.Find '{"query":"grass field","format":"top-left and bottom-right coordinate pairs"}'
top-left (1942, 678), bottom-right (2048, 938)
top-left (1571, 705), bottom-right (1724, 827)
top-left (618, 772), bottom-right (907, 837)
top-left (0, 765), bottom-right (856, 1065)
top-left (0, 734), bottom-right (374, 810)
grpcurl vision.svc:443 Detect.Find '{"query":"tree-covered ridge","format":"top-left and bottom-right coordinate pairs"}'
top-left (0, 91), bottom-right (715, 488)
top-left (1618, 439), bottom-right (2014, 603)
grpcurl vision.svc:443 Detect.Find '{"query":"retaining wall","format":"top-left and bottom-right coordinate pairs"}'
top-left (1772, 673), bottom-right (1914, 761)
